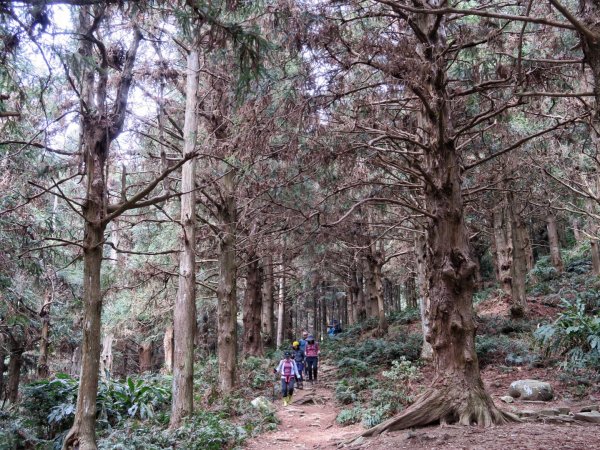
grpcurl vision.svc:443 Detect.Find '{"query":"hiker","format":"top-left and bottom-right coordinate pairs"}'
top-left (273, 350), bottom-right (301, 406)
top-left (299, 330), bottom-right (309, 352)
top-left (299, 331), bottom-right (309, 377)
top-left (305, 335), bottom-right (320, 383)
top-left (292, 341), bottom-right (305, 389)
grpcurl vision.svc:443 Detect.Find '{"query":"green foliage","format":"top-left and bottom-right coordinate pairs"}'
top-left (381, 357), bottom-right (420, 382)
top-left (21, 373), bottom-right (171, 440)
top-left (535, 298), bottom-right (600, 370)
top-left (336, 357), bottom-right (370, 377)
top-left (361, 405), bottom-right (390, 428)
top-left (529, 256), bottom-right (559, 282)
top-left (336, 407), bottom-right (362, 426)
top-left (388, 308), bottom-right (420, 324)
top-left (476, 334), bottom-right (534, 367)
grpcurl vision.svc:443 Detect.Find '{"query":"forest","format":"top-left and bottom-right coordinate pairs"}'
top-left (1, 0), bottom-right (600, 449)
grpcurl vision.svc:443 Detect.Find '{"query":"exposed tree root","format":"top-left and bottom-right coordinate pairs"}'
top-left (359, 384), bottom-right (519, 438)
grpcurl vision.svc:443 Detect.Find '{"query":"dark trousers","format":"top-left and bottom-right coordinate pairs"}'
top-left (306, 356), bottom-right (318, 381)
top-left (296, 362), bottom-right (304, 382)
top-left (281, 376), bottom-right (295, 397)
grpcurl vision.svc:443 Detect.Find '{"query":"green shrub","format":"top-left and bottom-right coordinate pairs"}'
top-left (529, 256), bottom-right (560, 282)
top-left (335, 380), bottom-right (359, 404)
top-left (381, 357), bottom-right (420, 383)
top-left (337, 357), bottom-right (370, 376)
top-left (535, 298), bottom-right (600, 370)
top-left (361, 405), bottom-right (390, 428)
top-left (21, 373), bottom-right (171, 440)
top-left (336, 407), bottom-right (362, 426)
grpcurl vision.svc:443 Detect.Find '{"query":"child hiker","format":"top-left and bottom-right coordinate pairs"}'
top-left (292, 341), bottom-right (305, 389)
top-left (273, 350), bottom-right (301, 406)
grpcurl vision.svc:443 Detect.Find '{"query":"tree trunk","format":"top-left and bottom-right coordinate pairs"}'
top-left (349, 267), bottom-right (360, 325)
top-left (276, 261), bottom-right (286, 348)
top-left (63, 9), bottom-right (141, 448)
top-left (355, 269), bottom-right (367, 321)
top-left (361, 4), bottom-right (514, 435)
top-left (37, 290), bottom-right (52, 379)
top-left (370, 250), bottom-right (388, 334)
top-left (312, 272), bottom-right (319, 334)
top-left (139, 342), bottom-right (153, 373)
top-left (170, 45), bottom-right (200, 428)
top-left (217, 169), bottom-right (238, 393)
top-left (163, 326), bottom-right (174, 373)
top-left (6, 343), bottom-right (23, 404)
top-left (261, 254), bottom-right (275, 347)
top-left (100, 334), bottom-right (114, 379)
top-left (243, 252), bottom-right (264, 356)
top-left (508, 192), bottom-right (528, 318)
top-left (572, 218), bottom-right (582, 243)
top-left (416, 232), bottom-right (433, 360)
top-left (493, 205), bottom-right (513, 295)
top-left (546, 213), bottom-right (564, 273)
top-left (0, 335), bottom-right (5, 400)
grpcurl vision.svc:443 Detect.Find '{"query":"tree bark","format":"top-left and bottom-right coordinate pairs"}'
top-left (261, 254), bottom-right (275, 347)
top-left (546, 213), bottom-right (564, 273)
top-left (37, 290), bottom-right (52, 379)
top-left (508, 192), bottom-right (528, 318)
top-left (170, 44), bottom-right (200, 428)
top-left (100, 334), bottom-right (114, 379)
top-left (6, 342), bottom-right (23, 404)
top-left (416, 232), bottom-right (432, 360)
top-left (163, 326), bottom-right (174, 373)
top-left (276, 260), bottom-right (286, 348)
top-left (493, 204), bottom-right (513, 295)
top-left (0, 335), bottom-right (5, 400)
top-left (243, 251), bottom-right (264, 356)
top-left (217, 169), bottom-right (238, 393)
top-left (370, 249), bottom-right (388, 334)
top-left (139, 342), bottom-right (153, 373)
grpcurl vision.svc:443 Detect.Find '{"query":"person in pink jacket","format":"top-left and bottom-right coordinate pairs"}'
top-left (274, 351), bottom-right (301, 406)
top-left (304, 335), bottom-right (320, 383)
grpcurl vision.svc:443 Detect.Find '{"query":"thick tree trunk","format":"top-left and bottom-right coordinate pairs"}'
top-left (349, 267), bottom-right (360, 324)
top-left (139, 342), bottom-right (153, 373)
top-left (261, 254), bottom-right (275, 347)
top-left (243, 252), bottom-right (264, 356)
top-left (363, 256), bottom-right (378, 318)
top-left (170, 45), bottom-right (199, 428)
top-left (493, 205), bottom-right (513, 295)
top-left (546, 214), bottom-right (564, 273)
top-left (508, 192), bottom-right (528, 318)
top-left (163, 327), bottom-right (174, 373)
top-left (312, 272), bottom-right (319, 335)
top-left (37, 290), bottom-right (52, 379)
top-left (361, 4), bottom-right (514, 436)
top-left (217, 169), bottom-right (238, 393)
top-left (100, 334), bottom-right (114, 379)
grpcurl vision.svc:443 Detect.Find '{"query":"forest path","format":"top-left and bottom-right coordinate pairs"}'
top-left (244, 363), bottom-right (362, 449)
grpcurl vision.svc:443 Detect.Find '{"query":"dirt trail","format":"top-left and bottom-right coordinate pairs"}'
top-left (244, 363), bottom-right (362, 449)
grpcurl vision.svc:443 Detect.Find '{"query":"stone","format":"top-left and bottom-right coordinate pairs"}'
top-left (544, 415), bottom-right (574, 423)
top-left (558, 407), bottom-right (570, 414)
top-left (580, 405), bottom-right (599, 412)
top-left (508, 379), bottom-right (554, 401)
top-left (500, 395), bottom-right (514, 403)
top-left (250, 396), bottom-right (275, 414)
top-left (574, 411), bottom-right (600, 423)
